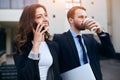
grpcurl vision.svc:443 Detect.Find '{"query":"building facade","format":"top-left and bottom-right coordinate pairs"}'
top-left (0, 0), bottom-right (120, 58)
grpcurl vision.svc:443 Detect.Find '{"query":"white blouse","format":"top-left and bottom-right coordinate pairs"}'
top-left (28, 41), bottom-right (53, 80)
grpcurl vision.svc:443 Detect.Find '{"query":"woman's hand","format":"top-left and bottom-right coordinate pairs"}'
top-left (32, 22), bottom-right (48, 53)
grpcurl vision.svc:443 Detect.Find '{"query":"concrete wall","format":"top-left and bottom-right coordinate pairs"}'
top-left (0, 10), bottom-right (22, 21)
top-left (82, 0), bottom-right (108, 32)
top-left (39, 0), bottom-right (66, 35)
top-left (0, 0), bottom-right (119, 53)
top-left (111, 0), bottom-right (120, 53)
top-left (39, 0), bottom-right (108, 35)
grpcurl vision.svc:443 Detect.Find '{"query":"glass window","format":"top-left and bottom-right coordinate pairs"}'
top-left (11, 0), bottom-right (24, 9)
top-left (0, 0), bottom-right (38, 9)
top-left (66, 0), bottom-right (80, 13)
top-left (0, 0), bottom-right (10, 9)
top-left (24, 0), bottom-right (38, 6)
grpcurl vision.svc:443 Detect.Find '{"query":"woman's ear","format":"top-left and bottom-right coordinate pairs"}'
top-left (69, 17), bottom-right (73, 24)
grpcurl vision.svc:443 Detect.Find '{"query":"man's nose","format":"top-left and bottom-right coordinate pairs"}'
top-left (83, 17), bottom-right (86, 20)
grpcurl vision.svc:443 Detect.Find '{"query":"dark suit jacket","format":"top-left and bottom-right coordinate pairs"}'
top-left (13, 39), bottom-right (61, 80)
top-left (53, 30), bottom-right (115, 80)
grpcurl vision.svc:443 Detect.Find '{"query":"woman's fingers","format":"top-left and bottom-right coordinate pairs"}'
top-left (38, 24), bottom-right (45, 33)
top-left (41, 27), bottom-right (49, 34)
top-left (32, 27), bottom-right (36, 34)
top-left (33, 21), bottom-right (49, 35)
top-left (36, 21), bottom-right (42, 32)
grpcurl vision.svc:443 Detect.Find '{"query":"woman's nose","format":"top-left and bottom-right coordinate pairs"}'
top-left (42, 15), bottom-right (47, 20)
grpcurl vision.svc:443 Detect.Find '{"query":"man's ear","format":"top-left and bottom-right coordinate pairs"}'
top-left (69, 17), bottom-right (73, 24)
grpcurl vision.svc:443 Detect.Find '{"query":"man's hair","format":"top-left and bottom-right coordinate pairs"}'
top-left (67, 6), bottom-right (86, 20)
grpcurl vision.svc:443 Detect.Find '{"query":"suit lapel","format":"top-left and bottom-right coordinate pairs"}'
top-left (82, 35), bottom-right (92, 62)
top-left (66, 31), bottom-right (80, 64)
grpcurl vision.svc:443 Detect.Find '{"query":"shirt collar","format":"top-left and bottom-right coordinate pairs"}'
top-left (70, 29), bottom-right (82, 38)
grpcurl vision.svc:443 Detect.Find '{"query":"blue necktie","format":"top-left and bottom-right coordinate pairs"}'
top-left (77, 35), bottom-right (88, 64)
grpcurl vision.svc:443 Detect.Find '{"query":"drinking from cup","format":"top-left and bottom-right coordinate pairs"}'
top-left (82, 18), bottom-right (97, 32)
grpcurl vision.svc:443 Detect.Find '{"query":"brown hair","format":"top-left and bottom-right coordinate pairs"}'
top-left (14, 4), bottom-right (50, 54)
top-left (67, 6), bottom-right (86, 21)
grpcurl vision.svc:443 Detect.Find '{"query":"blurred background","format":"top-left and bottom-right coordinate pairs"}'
top-left (0, 0), bottom-right (120, 80)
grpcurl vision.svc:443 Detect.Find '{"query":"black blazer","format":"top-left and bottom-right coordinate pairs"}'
top-left (53, 30), bottom-right (115, 80)
top-left (13, 39), bottom-right (61, 80)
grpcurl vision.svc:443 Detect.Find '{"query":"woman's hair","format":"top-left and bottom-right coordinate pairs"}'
top-left (14, 4), bottom-right (50, 54)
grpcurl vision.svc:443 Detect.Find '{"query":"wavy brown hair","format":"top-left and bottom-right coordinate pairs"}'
top-left (14, 4), bottom-right (50, 54)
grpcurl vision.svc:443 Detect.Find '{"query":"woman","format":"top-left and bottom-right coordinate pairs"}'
top-left (13, 4), bottom-right (61, 80)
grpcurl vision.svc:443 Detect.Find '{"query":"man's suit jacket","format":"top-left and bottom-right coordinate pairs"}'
top-left (13, 39), bottom-right (61, 80)
top-left (53, 30), bottom-right (115, 80)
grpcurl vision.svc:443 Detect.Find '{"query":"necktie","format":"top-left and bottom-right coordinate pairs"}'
top-left (77, 35), bottom-right (88, 64)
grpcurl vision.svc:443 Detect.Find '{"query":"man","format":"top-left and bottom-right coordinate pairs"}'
top-left (53, 6), bottom-right (115, 80)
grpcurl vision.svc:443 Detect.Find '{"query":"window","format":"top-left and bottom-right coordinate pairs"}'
top-left (0, 0), bottom-right (10, 9)
top-left (0, 0), bottom-right (38, 9)
top-left (66, 0), bottom-right (80, 12)
top-left (11, 0), bottom-right (24, 9)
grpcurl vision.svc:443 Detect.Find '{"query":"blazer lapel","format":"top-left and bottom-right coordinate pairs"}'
top-left (82, 35), bottom-right (92, 62)
top-left (45, 39), bottom-right (58, 67)
top-left (45, 40), bottom-right (57, 80)
top-left (45, 39), bottom-right (55, 59)
top-left (66, 30), bottom-right (80, 64)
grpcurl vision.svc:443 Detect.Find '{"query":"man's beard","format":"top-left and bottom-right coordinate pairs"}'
top-left (74, 22), bottom-right (85, 31)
